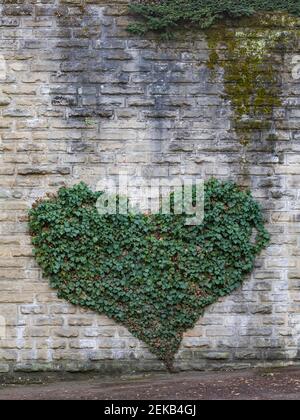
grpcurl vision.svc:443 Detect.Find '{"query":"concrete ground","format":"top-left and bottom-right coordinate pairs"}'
top-left (1, 367), bottom-right (300, 400)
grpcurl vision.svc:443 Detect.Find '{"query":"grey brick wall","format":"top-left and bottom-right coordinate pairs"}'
top-left (0, 1), bottom-right (300, 374)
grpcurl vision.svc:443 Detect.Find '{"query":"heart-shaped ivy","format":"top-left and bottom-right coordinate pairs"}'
top-left (29, 179), bottom-right (269, 370)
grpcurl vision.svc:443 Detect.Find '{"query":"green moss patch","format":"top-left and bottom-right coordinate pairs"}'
top-left (128, 2), bottom-right (300, 145)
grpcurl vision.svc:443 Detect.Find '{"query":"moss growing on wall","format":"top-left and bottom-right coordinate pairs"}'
top-left (206, 14), bottom-right (299, 145)
top-left (128, 3), bottom-right (300, 145)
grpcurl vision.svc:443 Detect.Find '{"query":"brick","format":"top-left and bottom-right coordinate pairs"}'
top-left (0, 1), bottom-right (299, 374)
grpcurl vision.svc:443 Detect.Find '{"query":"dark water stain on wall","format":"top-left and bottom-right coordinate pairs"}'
top-left (52, 3), bottom-right (292, 203)
top-left (52, 2), bottom-right (231, 185)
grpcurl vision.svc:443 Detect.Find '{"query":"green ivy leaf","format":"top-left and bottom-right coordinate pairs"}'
top-left (29, 179), bottom-right (269, 370)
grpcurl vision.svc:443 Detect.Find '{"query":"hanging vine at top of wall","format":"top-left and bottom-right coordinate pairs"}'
top-left (127, 0), bottom-right (300, 36)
